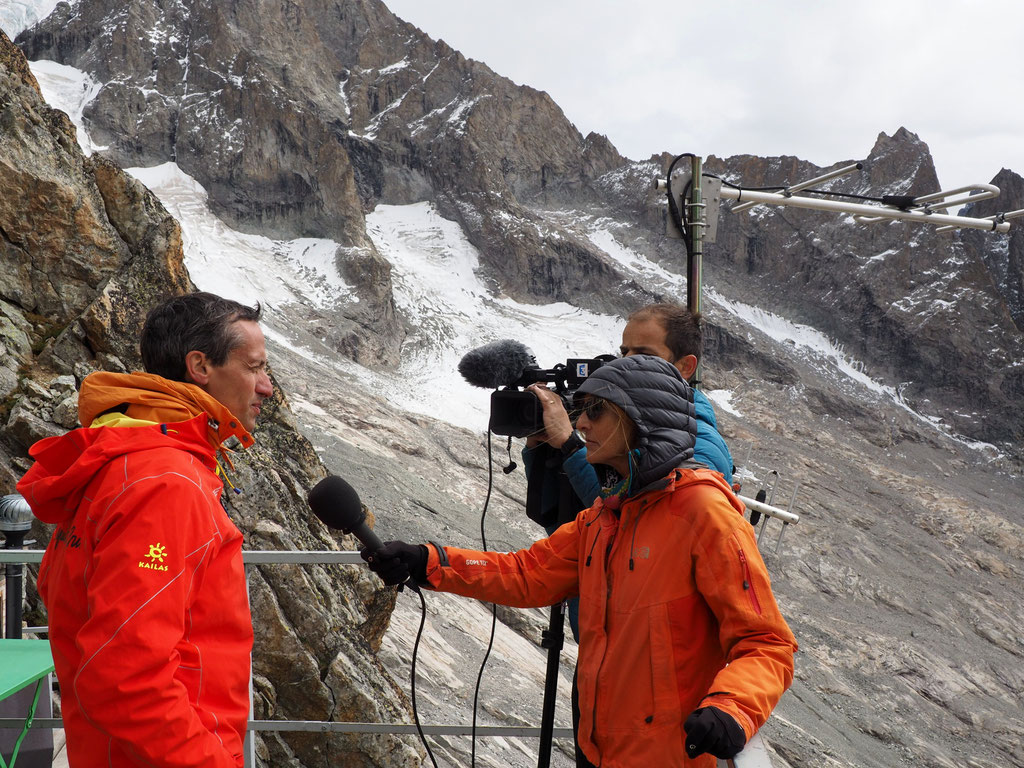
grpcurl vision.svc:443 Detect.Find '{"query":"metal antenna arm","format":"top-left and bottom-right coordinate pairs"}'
top-left (721, 186), bottom-right (1012, 232)
top-left (854, 183), bottom-right (1001, 224)
top-left (731, 162), bottom-right (864, 213)
top-left (935, 206), bottom-right (1024, 233)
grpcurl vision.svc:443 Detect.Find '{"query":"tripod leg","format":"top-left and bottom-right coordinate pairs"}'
top-left (537, 601), bottom-right (566, 768)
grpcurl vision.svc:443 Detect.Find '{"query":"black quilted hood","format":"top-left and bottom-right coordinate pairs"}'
top-left (574, 354), bottom-right (697, 494)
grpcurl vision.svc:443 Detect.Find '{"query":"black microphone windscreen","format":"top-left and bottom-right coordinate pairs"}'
top-left (458, 339), bottom-right (537, 389)
top-left (308, 475), bottom-right (363, 531)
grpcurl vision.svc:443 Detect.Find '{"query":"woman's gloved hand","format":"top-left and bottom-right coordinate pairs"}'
top-left (683, 706), bottom-right (746, 759)
top-left (360, 540), bottom-right (428, 586)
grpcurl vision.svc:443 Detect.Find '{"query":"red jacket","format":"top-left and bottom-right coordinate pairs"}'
top-left (17, 372), bottom-right (254, 767)
top-left (425, 467), bottom-right (797, 768)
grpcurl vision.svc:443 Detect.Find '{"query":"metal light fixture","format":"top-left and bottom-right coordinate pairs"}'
top-left (1, 493), bottom-right (34, 639)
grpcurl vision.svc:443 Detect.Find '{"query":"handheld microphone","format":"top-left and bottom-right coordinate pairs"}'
top-left (308, 475), bottom-right (382, 547)
top-left (458, 339), bottom-right (538, 389)
top-left (307, 475), bottom-right (419, 592)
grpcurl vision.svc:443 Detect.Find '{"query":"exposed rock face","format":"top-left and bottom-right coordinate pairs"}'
top-left (961, 167), bottom-right (1024, 330)
top-left (16, 0), bottom-right (630, 317)
top-left (0, 29), bottom-right (420, 768)
top-left (701, 128), bottom-right (1024, 445)
top-left (0, 34), bottom-right (129, 322)
top-left (6, 6), bottom-right (1024, 768)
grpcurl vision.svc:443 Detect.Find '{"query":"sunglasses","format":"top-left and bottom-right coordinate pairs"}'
top-left (575, 398), bottom-right (608, 421)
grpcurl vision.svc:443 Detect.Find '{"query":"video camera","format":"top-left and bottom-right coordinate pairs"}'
top-left (489, 357), bottom-right (613, 438)
top-left (457, 339), bottom-right (614, 438)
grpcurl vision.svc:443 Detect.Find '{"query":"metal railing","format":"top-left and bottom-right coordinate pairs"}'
top-left (0, 549), bottom-right (574, 742)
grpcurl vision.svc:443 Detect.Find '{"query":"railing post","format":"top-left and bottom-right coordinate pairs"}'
top-left (244, 566), bottom-right (256, 768)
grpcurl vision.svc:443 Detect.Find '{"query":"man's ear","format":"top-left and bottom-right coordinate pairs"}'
top-left (675, 354), bottom-right (698, 382)
top-left (184, 350), bottom-right (211, 386)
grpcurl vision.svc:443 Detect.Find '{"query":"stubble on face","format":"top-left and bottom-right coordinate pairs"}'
top-left (199, 320), bottom-right (272, 432)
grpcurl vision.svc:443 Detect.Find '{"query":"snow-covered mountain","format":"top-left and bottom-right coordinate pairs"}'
top-left (23, 57), bottom-right (1001, 447)
top-left (3, 4), bottom-right (1024, 768)
top-left (13, 0), bottom-right (1022, 447)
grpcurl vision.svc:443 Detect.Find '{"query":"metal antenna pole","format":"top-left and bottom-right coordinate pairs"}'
top-left (688, 154), bottom-right (704, 388)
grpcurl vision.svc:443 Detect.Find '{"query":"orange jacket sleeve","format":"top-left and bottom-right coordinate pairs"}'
top-left (690, 486), bottom-right (797, 739)
top-left (424, 518), bottom-right (581, 607)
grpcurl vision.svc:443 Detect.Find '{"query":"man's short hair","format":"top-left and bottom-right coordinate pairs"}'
top-left (141, 292), bottom-right (262, 382)
top-left (627, 303), bottom-right (702, 363)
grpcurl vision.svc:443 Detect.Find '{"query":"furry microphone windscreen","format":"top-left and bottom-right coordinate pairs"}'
top-left (457, 339), bottom-right (537, 389)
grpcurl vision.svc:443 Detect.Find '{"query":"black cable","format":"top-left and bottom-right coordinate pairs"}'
top-left (470, 429), bottom-right (500, 767)
top-left (666, 153), bottom-right (694, 253)
top-left (410, 586), bottom-right (439, 768)
top-left (681, 177), bottom-right (694, 254)
top-left (471, 606), bottom-right (498, 768)
top-left (702, 173), bottom-right (787, 193)
top-left (408, 429), bottom-right (499, 768)
top-left (480, 428), bottom-right (495, 562)
top-left (801, 187), bottom-right (910, 206)
top-left (704, 171), bottom-right (918, 208)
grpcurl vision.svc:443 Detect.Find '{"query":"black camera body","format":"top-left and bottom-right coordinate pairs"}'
top-left (489, 358), bottom-right (610, 437)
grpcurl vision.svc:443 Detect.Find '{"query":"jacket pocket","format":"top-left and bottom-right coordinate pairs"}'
top-left (737, 548), bottom-right (763, 615)
top-left (647, 603), bottom-right (680, 722)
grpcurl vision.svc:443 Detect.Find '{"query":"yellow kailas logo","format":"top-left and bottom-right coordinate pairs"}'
top-left (139, 542), bottom-right (170, 572)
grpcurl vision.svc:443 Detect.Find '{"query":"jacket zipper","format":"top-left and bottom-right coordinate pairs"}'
top-left (738, 548), bottom-right (763, 615)
top-left (590, 507), bottom-right (626, 763)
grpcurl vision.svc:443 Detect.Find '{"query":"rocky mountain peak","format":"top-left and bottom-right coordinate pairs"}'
top-left (16, 0), bottom-right (643, 325)
top-left (959, 167), bottom-right (1024, 330)
top-left (4, 6), bottom-right (1024, 768)
top-left (864, 126), bottom-right (939, 195)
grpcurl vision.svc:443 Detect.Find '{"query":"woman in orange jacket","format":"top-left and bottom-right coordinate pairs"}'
top-left (364, 354), bottom-right (797, 767)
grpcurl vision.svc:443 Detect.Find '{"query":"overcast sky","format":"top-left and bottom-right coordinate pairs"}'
top-left (385, 0), bottom-right (1023, 194)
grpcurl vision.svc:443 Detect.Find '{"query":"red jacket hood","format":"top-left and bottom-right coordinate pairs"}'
top-left (17, 371), bottom-right (253, 526)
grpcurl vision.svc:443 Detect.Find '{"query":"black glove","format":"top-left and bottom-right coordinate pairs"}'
top-left (683, 706), bottom-right (746, 759)
top-left (360, 540), bottom-right (428, 586)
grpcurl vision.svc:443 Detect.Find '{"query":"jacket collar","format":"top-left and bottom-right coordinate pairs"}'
top-left (79, 371), bottom-right (254, 451)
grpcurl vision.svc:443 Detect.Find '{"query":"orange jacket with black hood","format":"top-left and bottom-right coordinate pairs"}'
top-left (422, 355), bottom-right (797, 768)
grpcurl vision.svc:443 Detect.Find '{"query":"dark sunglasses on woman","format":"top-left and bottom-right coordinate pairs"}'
top-left (575, 398), bottom-right (607, 421)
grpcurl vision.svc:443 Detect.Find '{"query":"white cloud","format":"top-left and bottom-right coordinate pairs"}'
top-left (386, 0), bottom-right (1024, 190)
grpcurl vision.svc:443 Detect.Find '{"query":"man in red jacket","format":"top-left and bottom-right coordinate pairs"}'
top-left (18, 292), bottom-right (272, 767)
